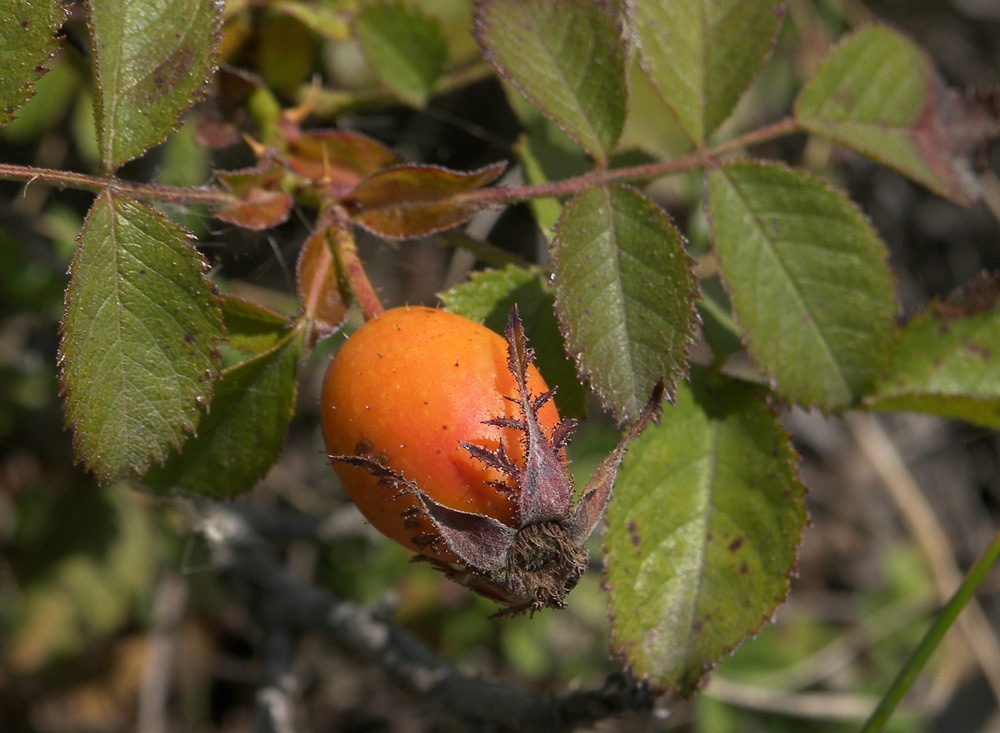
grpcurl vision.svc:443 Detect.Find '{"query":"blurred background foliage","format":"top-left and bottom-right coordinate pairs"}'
top-left (1, 0), bottom-right (1000, 730)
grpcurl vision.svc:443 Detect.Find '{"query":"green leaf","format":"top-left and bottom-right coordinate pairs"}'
top-left (355, 3), bottom-right (448, 107)
top-left (59, 193), bottom-right (224, 482)
top-left (865, 275), bottom-right (1000, 429)
top-left (272, 0), bottom-right (350, 40)
top-left (795, 26), bottom-right (974, 204)
top-left (221, 294), bottom-right (291, 354)
top-left (707, 162), bottom-right (896, 410)
top-left (0, 0), bottom-right (68, 125)
top-left (605, 369), bottom-right (807, 695)
top-left (87, 0), bottom-right (222, 172)
top-left (346, 162), bottom-right (505, 239)
top-left (628, 0), bottom-right (783, 146)
top-left (143, 331), bottom-right (303, 499)
top-left (440, 265), bottom-right (587, 418)
top-left (553, 186), bottom-right (699, 423)
top-left (475, 0), bottom-right (626, 161)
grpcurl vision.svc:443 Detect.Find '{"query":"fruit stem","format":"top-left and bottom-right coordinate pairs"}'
top-left (329, 205), bottom-right (384, 319)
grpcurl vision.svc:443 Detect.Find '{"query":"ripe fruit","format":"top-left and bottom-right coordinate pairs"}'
top-left (321, 305), bottom-right (561, 556)
top-left (321, 305), bottom-right (663, 614)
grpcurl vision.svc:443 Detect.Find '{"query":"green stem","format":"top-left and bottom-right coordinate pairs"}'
top-left (862, 525), bottom-right (1000, 732)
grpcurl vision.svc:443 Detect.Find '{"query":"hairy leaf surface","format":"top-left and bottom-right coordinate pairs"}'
top-left (605, 370), bottom-right (806, 695)
top-left (144, 331), bottom-right (302, 498)
top-left (347, 162), bottom-right (505, 239)
top-left (707, 162), bottom-right (896, 410)
top-left (88, 0), bottom-right (222, 171)
top-left (60, 193), bottom-right (223, 482)
top-left (0, 0), bottom-right (68, 125)
top-left (553, 186), bottom-right (698, 423)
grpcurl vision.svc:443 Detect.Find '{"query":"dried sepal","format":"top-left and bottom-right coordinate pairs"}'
top-left (562, 379), bottom-right (665, 547)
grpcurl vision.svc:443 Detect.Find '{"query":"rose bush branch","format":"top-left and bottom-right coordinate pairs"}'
top-left (194, 500), bottom-right (655, 731)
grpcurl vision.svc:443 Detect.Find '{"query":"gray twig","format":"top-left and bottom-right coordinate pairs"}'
top-left (193, 501), bottom-right (655, 732)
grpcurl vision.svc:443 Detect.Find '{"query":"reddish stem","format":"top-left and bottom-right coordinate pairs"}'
top-left (0, 162), bottom-right (233, 207)
top-left (470, 117), bottom-right (802, 204)
top-left (329, 206), bottom-right (384, 319)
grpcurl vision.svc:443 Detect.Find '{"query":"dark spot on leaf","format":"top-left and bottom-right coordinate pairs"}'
top-left (129, 44), bottom-right (196, 107)
top-left (184, 333), bottom-right (195, 343)
top-left (139, 269), bottom-right (146, 275)
top-left (729, 536), bottom-right (744, 552)
top-left (692, 619), bottom-right (704, 634)
top-left (627, 520), bottom-right (640, 547)
top-left (739, 561), bottom-right (749, 575)
top-left (210, 348), bottom-right (223, 361)
top-left (936, 271), bottom-right (1000, 317)
top-left (20, 20), bottom-right (29, 28)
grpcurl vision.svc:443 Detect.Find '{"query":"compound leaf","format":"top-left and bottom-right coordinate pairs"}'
top-left (59, 193), bottom-right (224, 482)
top-left (707, 161), bottom-right (896, 410)
top-left (605, 369), bottom-right (807, 695)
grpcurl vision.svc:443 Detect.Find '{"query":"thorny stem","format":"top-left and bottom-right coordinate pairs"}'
top-left (0, 162), bottom-right (233, 207)
top-left (328, 205), bottom-right (384, 319)
top-left (0, 118), bottom-right (801, 209)
top-left (469, 117), bottom-right (802, 204)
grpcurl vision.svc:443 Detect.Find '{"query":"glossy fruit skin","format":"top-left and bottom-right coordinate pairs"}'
top-left (321, 306), bottom-right (560, 560)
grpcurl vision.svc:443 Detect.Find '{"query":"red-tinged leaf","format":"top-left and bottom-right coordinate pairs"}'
top-left (866, 272), bottom-right (1000, 429)
top-left (59, 193), bottom-right (224, 482)
top-left (87, 0), bottom-right (223, 172)
top-left (0, 0), bottom-right (69, 125)
top-left (296, 225), bottom-right (348, 340)
top-left (795, 25), bottom-right (987, 205)
top-left (286, 129), bottom-right (399, 185)
top-left (213, 159), bottom-right (292, 230)
top-left (345, 162), bottom-right (506, 239)
top-left (475, 0), bottom-right (626, 161)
